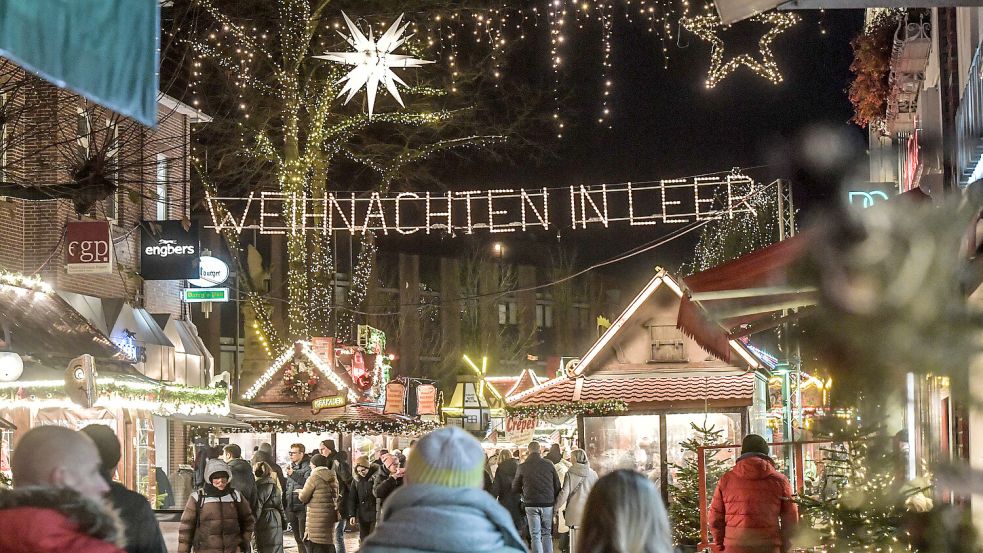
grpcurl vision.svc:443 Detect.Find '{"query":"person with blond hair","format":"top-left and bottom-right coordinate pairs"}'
top-left (577, 470), bottom-right (673, 553)
top-left (555, 449), bottom-right (598, 553)
top-left (252, 461), bottom-right (285, 553)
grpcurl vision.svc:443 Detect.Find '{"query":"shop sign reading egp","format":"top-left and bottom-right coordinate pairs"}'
top-left (66, 221), bottom-right (113, 274)
top-left (505, 415), bottom-right (537, 446)
top-left (140, 220), bottom-right (199, 280)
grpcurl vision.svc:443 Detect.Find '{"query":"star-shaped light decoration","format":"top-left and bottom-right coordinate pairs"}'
top-left (681, 11), bottom-right (800, 89)
top-left (314, 12), bottom-right (434, 117)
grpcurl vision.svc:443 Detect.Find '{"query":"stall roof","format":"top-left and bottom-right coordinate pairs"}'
top-left (0, 415), bottom-right (15, 430)
top-left (0, 283), bottom-right (122, 362)
top-left (509, 373), bottom-right (756, 408)
top-left (168, 412), bottom-right (253, 429)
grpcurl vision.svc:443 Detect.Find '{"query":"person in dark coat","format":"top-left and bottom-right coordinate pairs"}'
top-left (372, 453), bottom-right (404, 521)
top-left (512, 441), bottom-right (561, 553)
top-left (371, 449), bottom-right (390, 477)
top-left (319, 439), bottom-right (352, 553)
top-left (492, 449), bottom-right (524, 535)
top-left (178, 458), bottom-right (255, 553)
top-left (710, 435), bottom-right (798, 553)
top-left (81, 425), bottom-right (167, 553)
top-left (284, 444), bottom-right (312, 553)
top-left (225, 444), bottom-right (257, 509)
top-left (348, 455), bottom-right (379, 539)
top-left (252, 462), bottom-right (285, 553)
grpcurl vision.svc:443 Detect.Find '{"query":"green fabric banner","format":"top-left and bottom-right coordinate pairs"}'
top-left (0, 0), bottom-right (159, 126)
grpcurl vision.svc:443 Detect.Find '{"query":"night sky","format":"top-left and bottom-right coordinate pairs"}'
top-left (379, 8), bottom-right (865, 282)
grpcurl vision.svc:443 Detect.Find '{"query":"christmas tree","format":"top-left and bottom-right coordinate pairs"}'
top-left (669, 423), bottom-right (728, 546)
top-left (796, 431), bottom-right (928, 552)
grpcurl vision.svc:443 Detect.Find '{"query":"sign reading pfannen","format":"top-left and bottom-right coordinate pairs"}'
top-left (311, 394), bottom-right (347, 414)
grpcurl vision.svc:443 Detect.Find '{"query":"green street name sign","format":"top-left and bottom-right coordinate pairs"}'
top-left (183, 288), bottom-right (229, 303)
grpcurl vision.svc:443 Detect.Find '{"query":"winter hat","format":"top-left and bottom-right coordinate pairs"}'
top-left (311, 454), bottom-right (328, 467)
top-left (80, 424), bottom-right (122, 474)
top-left (741, 434), bottom-right (770, 457)
top-left (380, 453), bottom-right (399, 474)
top-left (205, 458), bottom-right (231, 481)
top-left (355, 455), bottom-right (372, 469)
top-left (404, 426), bottom-right (485, 489)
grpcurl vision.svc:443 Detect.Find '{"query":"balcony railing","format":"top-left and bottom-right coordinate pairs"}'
top-left (885, 12), bottom-right (932, 135)
top-left (957, 39), bottom-right (983, 187)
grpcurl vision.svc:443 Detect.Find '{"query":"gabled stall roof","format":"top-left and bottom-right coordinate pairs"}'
top-left (509, 373), bottom-right (756, 408)
top-left (508, 268), bottom-right (765, 407)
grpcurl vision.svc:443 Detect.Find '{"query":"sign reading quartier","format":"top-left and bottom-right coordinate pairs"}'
top-left (207, 174), bottom-right (760, 236)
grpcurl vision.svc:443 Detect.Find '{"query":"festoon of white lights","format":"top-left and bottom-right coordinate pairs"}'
top-left (242, 341), bottom-right (359, 403)
top-left (206, 173), bottom-right (764, 237)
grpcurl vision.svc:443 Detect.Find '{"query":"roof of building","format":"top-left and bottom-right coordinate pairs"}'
top-left (486, 368), bottom-right (542, 399)
top-left (0, 280), bottom-right (122, 362)
top-left (509, 372), bottom-right (756, 408)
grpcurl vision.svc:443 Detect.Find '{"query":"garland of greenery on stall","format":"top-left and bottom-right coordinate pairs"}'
top-left (240, 416), bottom-right (442, 437)
top-left (0, 378), bottom-right (229, 415)
top-left (505, 399), bottom-right (628, 419)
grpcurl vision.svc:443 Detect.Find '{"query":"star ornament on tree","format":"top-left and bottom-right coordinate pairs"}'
top-left (681, 11), bottom-right (800, 89)
top-left (314, 12), bottom-right (434, 117)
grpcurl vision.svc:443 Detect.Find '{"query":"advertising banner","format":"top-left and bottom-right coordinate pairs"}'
top-left (383, 381), bottom-right (406, 415)
top-left (65, 221), bottom-right (113, 274)
top-left (140, 220), bottom-right (199, 280)
top-left (505, 415), bottom-right (537, 446)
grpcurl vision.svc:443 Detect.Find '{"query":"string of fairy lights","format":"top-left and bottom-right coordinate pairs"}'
top-left (184, 1), bottom-right (806, 141)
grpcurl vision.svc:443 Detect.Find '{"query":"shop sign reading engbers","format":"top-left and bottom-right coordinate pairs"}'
top-left (140, 220), bottom-right (200, 280)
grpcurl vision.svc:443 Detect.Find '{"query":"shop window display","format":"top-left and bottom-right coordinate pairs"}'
top-left (584, 415), bottom-right (661, 478)
top-left (135, 417), bottom-right (152, 497)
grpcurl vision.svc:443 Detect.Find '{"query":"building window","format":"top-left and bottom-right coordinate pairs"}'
top-left (105, 121), bottom-right (120, 222)
top-left (498, 301), bottom-right (518, 326)
top-left (76, 108), bottom-right (91, 159)
top-left (536, 303), bottom-right (553, 329)
top-left (155, 154), bottom-right (168, 220)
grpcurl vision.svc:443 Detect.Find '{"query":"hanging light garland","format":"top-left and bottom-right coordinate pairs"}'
top-left (0, 377), bottom-right (229, 415)
top-left (238, 415), bottom-right (441, 436)
top-left (680, 11), bottom-right (800, 88)
top-left (506, 398), bottom-right (628, 419)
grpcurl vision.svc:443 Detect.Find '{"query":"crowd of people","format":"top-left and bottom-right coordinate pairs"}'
top-left (0, 424), bottom-right (797, 553)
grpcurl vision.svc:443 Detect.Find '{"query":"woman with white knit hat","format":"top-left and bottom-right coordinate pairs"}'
top-left (359, 426), bottom-right (526, 553)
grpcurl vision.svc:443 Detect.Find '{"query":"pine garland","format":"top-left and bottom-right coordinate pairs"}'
top-left (242, 416), bottom-right (440, 437)
top-left (505, 399), bottom-right (627, 419)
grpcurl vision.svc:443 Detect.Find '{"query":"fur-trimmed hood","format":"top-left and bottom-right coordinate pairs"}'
top-left (0, 486), bottom-right (126, 550)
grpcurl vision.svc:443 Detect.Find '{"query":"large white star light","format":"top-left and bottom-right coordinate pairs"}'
top-left (314, 12), bottom-right (434, 117)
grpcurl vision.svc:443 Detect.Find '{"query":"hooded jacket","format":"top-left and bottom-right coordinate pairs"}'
top-left (554, 462), bottom-right (598, 527)
top-left (178, 458), bottom-right (255, 553)
top-left (253, 475), bottom-right (285, 553)
top-left (350, 463), bottom-right (380, 522)
top-left (359, 484), bottom-right (526, 553)
top-left (709, 454), bottom-right (799, 553)
top-left (0, 486), bottom-right (126, 553)
top-left (511, 451), bottom-right (561, 507)
top-left (298, 465), bottom-right (341, 544)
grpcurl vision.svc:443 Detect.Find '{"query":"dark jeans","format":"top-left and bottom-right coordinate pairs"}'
top-left (287, 511), bottom-right (307, 553)
top-left (308, 543), bottom-right (336, 553)
top-left (358, 520), bottom-right (375, 540)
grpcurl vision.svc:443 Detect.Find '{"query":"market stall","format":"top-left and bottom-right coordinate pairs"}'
top-left (507, 269), bottom-right (770, 500)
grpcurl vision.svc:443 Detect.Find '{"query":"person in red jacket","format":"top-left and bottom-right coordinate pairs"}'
top-left (0, 425), bottom-right (125, 553)
top-left (709, 434), bottom-right (798, 553)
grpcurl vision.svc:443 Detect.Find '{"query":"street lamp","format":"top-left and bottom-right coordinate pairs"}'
top-left (492, 242), bottom-right (504, 258)
top-left (0, 351), bottom-right (24, 382)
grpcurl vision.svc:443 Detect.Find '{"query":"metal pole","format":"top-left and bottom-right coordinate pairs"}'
top-left (234, 265), bottom-right (241, 399)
